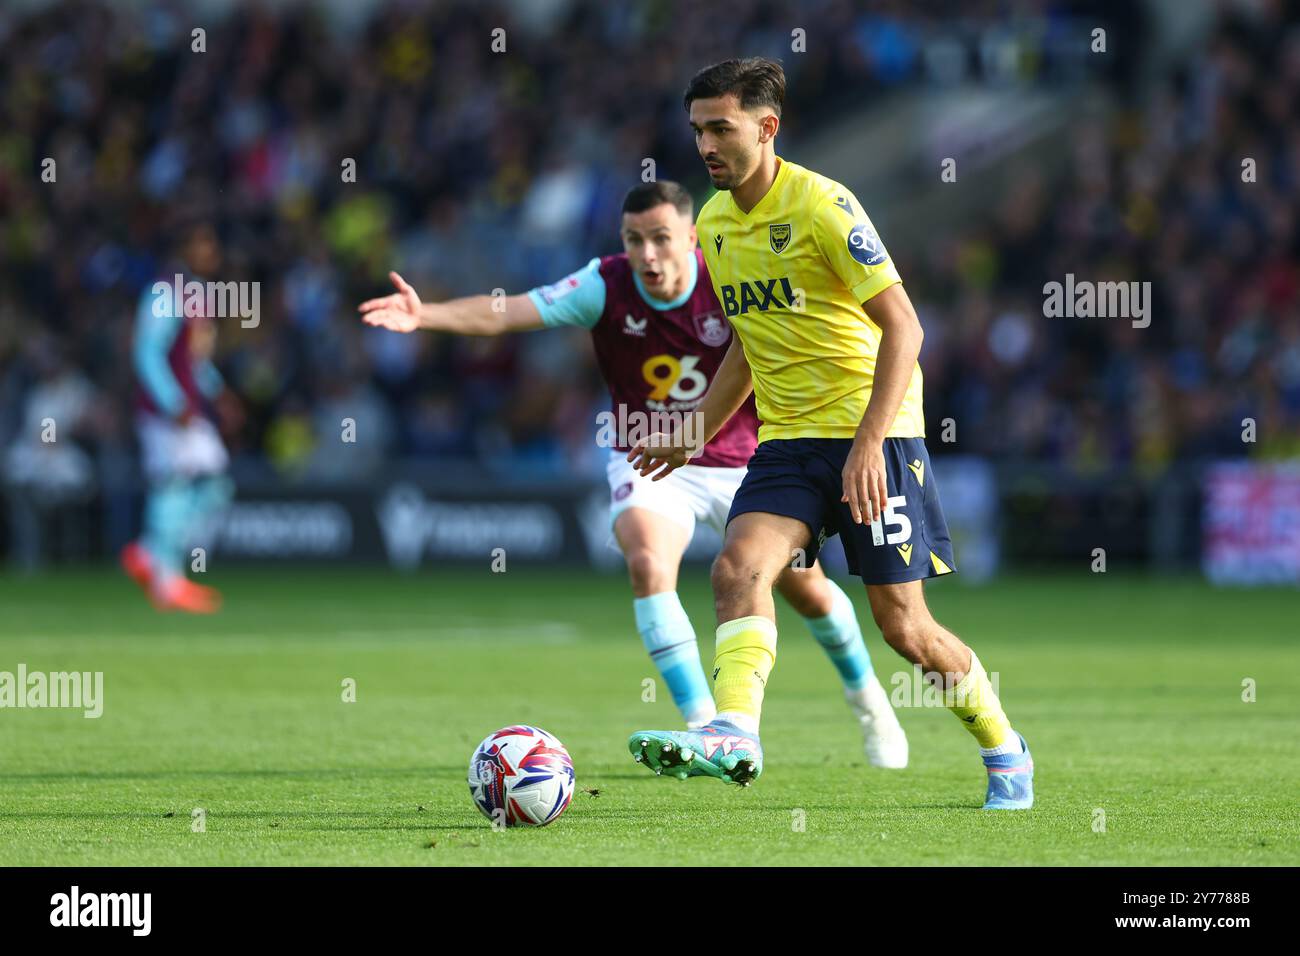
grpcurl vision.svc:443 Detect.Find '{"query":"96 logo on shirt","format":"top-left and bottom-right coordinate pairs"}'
top-left (642, 353), bottom-right (708, 402)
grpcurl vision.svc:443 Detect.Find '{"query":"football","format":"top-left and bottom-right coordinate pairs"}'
top-left (467, 725), bottom-right (575, 827)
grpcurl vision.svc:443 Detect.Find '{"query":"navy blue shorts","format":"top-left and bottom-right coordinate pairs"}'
top-left (726, 437), bottom-right (956, 585)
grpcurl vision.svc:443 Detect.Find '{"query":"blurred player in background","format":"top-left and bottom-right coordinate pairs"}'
top-left (120, 223), bottom-right (236, 614)
top-left (629, 59), bottom-right (1033, 808)
top-left (359, 180), bottom-right (909, 768)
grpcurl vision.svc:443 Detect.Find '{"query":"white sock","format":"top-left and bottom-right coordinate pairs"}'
top-left (714, 710), bottom-right (759, 735)
top-left (980, 732), bottom-right (1023, 757)
top-left (845, 685), bottom-right (872, 719)
top-left (846, 672), bottom-right (891, 721)
top-left (685, 705), bottom-right (716, 729)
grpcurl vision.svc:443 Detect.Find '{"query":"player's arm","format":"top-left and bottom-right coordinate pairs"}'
top-left (196, 360), bottom-right (224, 397)
top-left (358, 271), bottom-right (543, 336)
top-left (694, 333), bottom-right (754, 446)
top-left (810, 192), bottom-right (918, 524)
top-left (133, 294), bottom-right (189, 421)
top-left (627, 333), bottom-right (753, 480)
top-left (842, 282), bottom-right (923, 525)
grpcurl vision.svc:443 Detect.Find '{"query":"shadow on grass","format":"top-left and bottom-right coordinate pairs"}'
top-left (0, 810), bottom-right (487, 834)
top-left (0, 766), bottom-right (466, 783)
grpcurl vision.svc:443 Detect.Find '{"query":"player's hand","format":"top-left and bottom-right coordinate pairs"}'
top-left (842, 435), bottom-right (888, 525)
top-left (627, 431), bottom-right (691, 481)
top-left (358, 271), bottom-right (423, 332)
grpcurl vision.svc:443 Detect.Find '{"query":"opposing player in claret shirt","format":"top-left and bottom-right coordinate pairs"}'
top-left (121, 223), bottom-right (235, 614)
top-left (358, 180), bottom-right (909, 768)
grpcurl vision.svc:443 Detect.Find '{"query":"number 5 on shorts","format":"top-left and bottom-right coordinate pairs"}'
top-left (869, 495), bottom-right (911, 546)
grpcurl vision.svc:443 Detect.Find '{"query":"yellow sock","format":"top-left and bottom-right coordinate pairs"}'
top-left (946, 652), bottom-right (1012, 749)
top-left (712, 616), bottom-right (777, 724)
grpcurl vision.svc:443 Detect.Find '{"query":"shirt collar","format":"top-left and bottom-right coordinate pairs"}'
top-left (726, 155), bottom-right (789, 222)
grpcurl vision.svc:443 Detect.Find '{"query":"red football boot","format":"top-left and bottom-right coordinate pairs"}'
top-left (120, 541), bottom-right (154, 593)
top-left (152, 577), bottom-right (223, 614)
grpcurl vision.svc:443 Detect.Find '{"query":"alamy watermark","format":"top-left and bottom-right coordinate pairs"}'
top-left (151, 273), bottom-right (260, 328)
top-left (0, 664), bottom-right (103, 718)
top-left (889, 664), bottom-right (999, 708)
top-left (1043, 273), bottom-right (1150, 329)
top-left (595, 406), bottom-right (705, 454)
top-left (50, 886), bottom-right (150, 936)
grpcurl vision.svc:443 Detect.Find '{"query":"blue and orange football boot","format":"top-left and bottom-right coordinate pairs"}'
top-left (628, 719), bottom-right (763, 786)
top-left (981, 733), bottom-right (1034, 809)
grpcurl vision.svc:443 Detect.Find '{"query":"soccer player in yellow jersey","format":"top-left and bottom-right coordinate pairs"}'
top-left (627, 58), bottom-right (1033, 809)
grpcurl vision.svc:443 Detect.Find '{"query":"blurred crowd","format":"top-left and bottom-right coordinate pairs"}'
top-left (911, 1), bottom-right (1300, 473)
top-left (0, 0), bottom-right (1294, 497)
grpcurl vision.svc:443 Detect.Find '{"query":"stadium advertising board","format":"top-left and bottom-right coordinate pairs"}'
top-left (1203, 463), bottom-right (1300, 585)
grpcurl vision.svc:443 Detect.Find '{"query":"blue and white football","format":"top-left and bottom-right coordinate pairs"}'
top-left (467, 725), bottom-right (575, 827)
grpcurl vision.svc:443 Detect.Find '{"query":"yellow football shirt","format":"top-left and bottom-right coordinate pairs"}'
top-left (698, 157), bottom-right (925, 441)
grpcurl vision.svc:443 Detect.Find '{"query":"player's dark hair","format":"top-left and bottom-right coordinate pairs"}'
top-left (683, 57), bottom-right (785, 117)
top-left (621, 180), bottom-right (693, 218)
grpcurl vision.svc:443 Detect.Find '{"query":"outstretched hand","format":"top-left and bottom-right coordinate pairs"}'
top-left (358, 271), bottom-right (423, 332)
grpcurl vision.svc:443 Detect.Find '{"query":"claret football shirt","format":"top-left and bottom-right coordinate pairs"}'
top-left (527, 248), bottom-right (760, 467)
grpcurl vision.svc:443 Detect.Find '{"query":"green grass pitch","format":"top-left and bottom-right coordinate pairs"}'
top-left (0, 567), bottom-right (1295, 866)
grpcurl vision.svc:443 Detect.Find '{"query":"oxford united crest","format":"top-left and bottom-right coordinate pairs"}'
top-left (769, 223), bottom-right (792, 254)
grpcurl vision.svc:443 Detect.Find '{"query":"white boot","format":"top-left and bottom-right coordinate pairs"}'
top-left (846, 673), bottom-right (908, 769)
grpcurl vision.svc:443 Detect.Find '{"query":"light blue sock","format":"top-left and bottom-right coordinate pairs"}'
top-left (143, 480), bottom-right (191, 581)
top-left (191, 474), bottom-right (234, 521)
top-left (188, 474), bottom-right (233, 547)
top-left (175, 474), bottom-right (233, 576)
top-left (804, 579), bottom-right (875, 691)
top-left (634, 592), bottom-right (715, 725)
